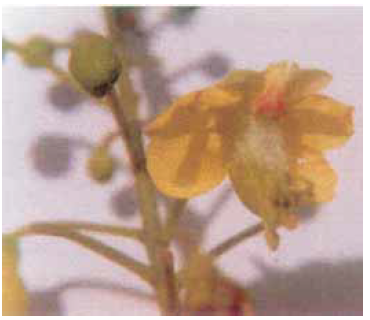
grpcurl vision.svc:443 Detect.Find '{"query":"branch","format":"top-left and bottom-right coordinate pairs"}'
top-left (209, 223), bottom-right (264, 258)
top-left (13, 223), bottom-right (152, 283)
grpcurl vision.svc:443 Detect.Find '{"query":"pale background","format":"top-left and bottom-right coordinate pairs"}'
top-left (2, 7), bottom-right (363, 315)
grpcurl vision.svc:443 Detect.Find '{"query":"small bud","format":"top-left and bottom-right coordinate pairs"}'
top-left (87, 146), bottom-right (115, 183)
top-left (69, 33), bottom-right (122, 97)
top-left (21, 36), bottom-right (55, 68)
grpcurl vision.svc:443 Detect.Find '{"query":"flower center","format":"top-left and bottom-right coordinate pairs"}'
top-left (234, 117), bottom-right (288, 172)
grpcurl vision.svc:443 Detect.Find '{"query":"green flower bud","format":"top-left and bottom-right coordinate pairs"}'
top-left (87, 146), bottom-right (115, 183)
top-left (69, 33), bottom-right (122, 97)
top-left (21, 36), bottom-right (55, 68)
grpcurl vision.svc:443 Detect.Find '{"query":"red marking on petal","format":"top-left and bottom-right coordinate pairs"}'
top-left (255, 88), bottom-right (286, 117)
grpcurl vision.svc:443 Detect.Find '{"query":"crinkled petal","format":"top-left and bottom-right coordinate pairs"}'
top-left (293, 151), bottom-right (338, 203)
top-left (286, 68), bottom-right (332, 104)
top-left (283, 94), bottom-right (354, 151)
top-left (147, 131), bottom-right (227, 198)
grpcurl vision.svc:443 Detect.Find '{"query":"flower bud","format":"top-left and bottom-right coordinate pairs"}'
top-left (69, 33), bottom-right (122, 97)
top-left (21, 36), bottom-right (55, 68)
top-left (2, 235), bottom-right (29, 316)
top-left (87, 146), bottom-right (115, 183)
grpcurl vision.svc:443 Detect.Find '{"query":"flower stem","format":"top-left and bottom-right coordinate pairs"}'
top-left (209, 223), bottom-right (264, 258)
top-left (12, 224), bottom-right (152, 283)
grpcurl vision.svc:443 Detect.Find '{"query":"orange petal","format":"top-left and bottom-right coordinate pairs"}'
top-left (293, 151), bottom-right (338, 203)
top-left (286, 68), bottom-right (332, 104)
top-left (284, 94), bottom-right (354, 151)
top-left (147, 131), bottom-right (227, 198)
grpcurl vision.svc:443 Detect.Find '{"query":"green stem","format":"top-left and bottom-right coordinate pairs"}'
top-left (104, 7), bottom-right (179, 312)
top-left (106, 88), bottom-right (177, 313)
top-left (209, 223), bottom-right (264, 258)
top-left (13, 224), bottom-right (152, 283)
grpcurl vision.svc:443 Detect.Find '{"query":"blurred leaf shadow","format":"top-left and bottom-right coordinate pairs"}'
top-left (109, 185), bottom-right (138, 220)
top-left (248, 257), bottom-right (363, 316)
top-left (29, 134), bottom-right (88, 179)
top-left (28, 278), bottom-right (153, 316)
top-left (47, 81), bottom-right (87, 113)
top-left (28, 257), bottom-right (362, 316)
top-left (122, 18), bottom-right (231, 117)
top-left (164, 52), bottom-right (231, 93)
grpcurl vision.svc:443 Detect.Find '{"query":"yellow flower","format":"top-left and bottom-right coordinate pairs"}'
top-left (146, 61), bottom-right (354, 250)
top-left (2, 235), bottom-right (29, 316)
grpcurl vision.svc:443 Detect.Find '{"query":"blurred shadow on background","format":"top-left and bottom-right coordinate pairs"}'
top-left (28, 278), bottom-right (153, 316)
top-left (28, 257), bottom-right (362, 316)
top-left (165, 53), bottom-right (231, 89)
top-left (249, 258), bottom-right (363, 316)
top-left (199, 52), bottom-right (230, 79)
top-left (109, 185), bottom-right (138, 219)
top-left (47, 81), bottom-right (86, 113)
top-left (29, 133), bottom-right (92, 179)
top-left (299, 205), bottom-right (321, 223)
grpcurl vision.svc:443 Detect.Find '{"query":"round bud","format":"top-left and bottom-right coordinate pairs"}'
top-left (87, 146), bottom-right (115, 183)
top-left (21, 36), bottom-right (55, 68)
top-left (69, 33), bottom-right (122, 97)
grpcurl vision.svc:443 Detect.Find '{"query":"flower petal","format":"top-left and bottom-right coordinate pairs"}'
top-left (216, 69), bottom-right (264, 106)
top-left (146, 88), bottom-right (240, 137)
top-left (286, 68), bottom-right (332, 104)
top-left (253, 61), bottom-right (298, 115)
top-left (283, 94), bottom-right (354, 151)
top-left (147, 131), bottom-right (227, 198)
top-left (293, 151), bottom-right (338, 203)
top-left (228, 155), bottom-right (286, 250)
